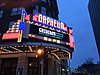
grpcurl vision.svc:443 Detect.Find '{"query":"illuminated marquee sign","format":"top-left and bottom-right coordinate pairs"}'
top-left (39, 28), bottom-right (64, 40)
top-left (1, 12), bottom-right (74, 48)
top-left (27, 13), bottom-right (73, 47)
top-left (32, 13), bottom-right (68, 32)
top-left (29, 23), bottom-right (69, 46)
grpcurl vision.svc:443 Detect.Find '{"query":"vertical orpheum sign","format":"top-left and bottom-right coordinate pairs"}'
top-left (69, 28), bottom-right (74, 48)
top-left (17, 9), bottom-right (27, 43)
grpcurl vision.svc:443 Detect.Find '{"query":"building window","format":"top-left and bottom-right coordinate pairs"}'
top-left (48, 11), bottom-right (51, 16)
top-left (35, 5), bottom-right (38, 10)
top-left (53, 11), bottom-right (55, 17)
top-left (41, 7), bottom-right (46, 15)
top-left (18, 7), bottom-right (23, 14)
top-left (11, 8), bottom-right (17, 15)
top-left (48, 0), bottom-right (51, 6)
top-left (33, 5), bottom-right (38, 13)
top-left (11, 7), bottom-right (23, 16)
top-left (0, 10), bottom-right (3, 18)
top-left (41, 0), bottom-right (46, 2)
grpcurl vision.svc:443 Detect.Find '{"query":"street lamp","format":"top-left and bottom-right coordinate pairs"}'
top-left (37, 49), bottom-right (43, 55)
top-left (36, 47), bottom-right (44, 75)
top-left (36, 48), bottom-right (44, 58)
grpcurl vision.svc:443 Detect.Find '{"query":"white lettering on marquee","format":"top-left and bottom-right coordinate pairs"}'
top-left (38, 14), bottom-right (42, 22)
top-left (47, 17), bottom-right (50, 25)
top-left (43, 16), bottom-right (46, 24)
top-left (39, 28), bottom-right (56, 36)
top-left (34, 14), bottom-right (67, 31)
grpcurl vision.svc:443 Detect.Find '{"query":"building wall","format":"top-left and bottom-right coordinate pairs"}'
top-left (16, 53), bottom-right (28, 75)
top-left (0, 0), bottom-right (59, 34)
top-left (88, 0), bottom-right (100, 57)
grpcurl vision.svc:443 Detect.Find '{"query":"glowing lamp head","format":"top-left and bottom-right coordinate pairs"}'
top-left (37, 49), bottom-right (42, 55)
top-left (36, 47), bottom-right (44, 57)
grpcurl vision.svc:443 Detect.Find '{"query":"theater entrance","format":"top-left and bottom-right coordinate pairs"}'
top-left (27, 57), bottom-right (39, 75)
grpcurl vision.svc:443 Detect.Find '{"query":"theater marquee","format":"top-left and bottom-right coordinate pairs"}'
top-left (1, 13), bottom-right (74, 48)
top-left (28, 13), bottom-right (74, 48)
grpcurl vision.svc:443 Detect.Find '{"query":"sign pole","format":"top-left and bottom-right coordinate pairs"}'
top-left (17, 8), bottom-right (25, 43)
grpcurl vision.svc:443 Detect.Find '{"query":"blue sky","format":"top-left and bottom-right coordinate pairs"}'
top-left (57, 0), bottom-right (99, 68)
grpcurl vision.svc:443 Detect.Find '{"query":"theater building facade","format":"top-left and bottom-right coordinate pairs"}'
top-left (0, 0), bottom-right (74, 75)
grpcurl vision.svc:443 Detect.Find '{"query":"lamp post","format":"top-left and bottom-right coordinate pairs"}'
top-left (36, 47), bottom-right (43, 75)
top-left (36, 45), bottom-right (48, 75)
top-left (43, 48), bottom-right (48, 75)
top-left (35, 43), bottom-right (49, 75)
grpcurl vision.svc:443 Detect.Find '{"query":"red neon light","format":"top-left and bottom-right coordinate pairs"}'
top-left (33, 14), bottom-right (39, 21)
top-left (2, 32), bottom-right (19, 40)
top-left (24, 14), bottom-right (30, 20)
top-left (64, 24), bottom-right (68, 31)
top-left (69, 28), bottom-right (74, 48)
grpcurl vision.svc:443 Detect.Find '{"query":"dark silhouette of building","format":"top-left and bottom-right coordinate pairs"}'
top-left (88, 0), bottom-right (100, 58)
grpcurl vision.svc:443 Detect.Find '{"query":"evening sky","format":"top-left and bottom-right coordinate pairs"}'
top-left (57, 0), bottom-right (99, 68)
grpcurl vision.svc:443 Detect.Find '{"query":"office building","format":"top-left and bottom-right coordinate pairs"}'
top-left (88, 0), bottom-right (100, 58)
